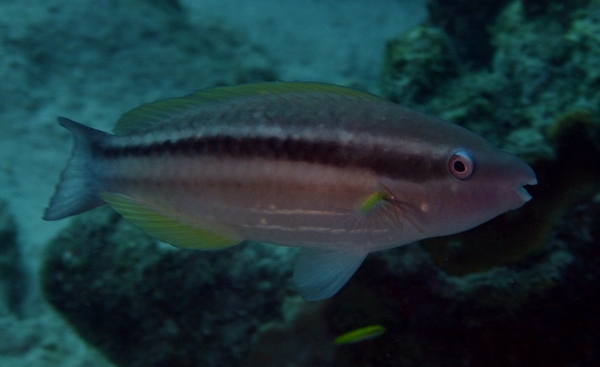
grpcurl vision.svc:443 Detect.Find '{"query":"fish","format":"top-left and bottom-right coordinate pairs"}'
top-left (43, 82), bottom-right (537, 301)
top-left (334, 324), bottom-right (386, 345)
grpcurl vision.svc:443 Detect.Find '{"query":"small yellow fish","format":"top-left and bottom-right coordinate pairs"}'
top-left (334, 324), bottom-right (386, 345)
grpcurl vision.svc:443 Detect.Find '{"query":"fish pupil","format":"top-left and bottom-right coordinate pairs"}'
top-left (453, 160), bottom-right (466, 172)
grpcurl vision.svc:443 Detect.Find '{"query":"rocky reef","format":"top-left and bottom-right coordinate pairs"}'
top-left (327, 200), bottom-right (600, 366)
top-left (41, 196), bottom-right (600, 367)
top-left (384, 0), bottom-right (598, 157)
top-left (42, 207), bottom-right (297, 367)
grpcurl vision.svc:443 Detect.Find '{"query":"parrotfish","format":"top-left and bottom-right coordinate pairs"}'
top-left (44, 82), bottom-right (537, 301)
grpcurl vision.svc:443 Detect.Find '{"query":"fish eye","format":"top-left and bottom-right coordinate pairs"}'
top-left (448, 150), bottom-right (476, 180)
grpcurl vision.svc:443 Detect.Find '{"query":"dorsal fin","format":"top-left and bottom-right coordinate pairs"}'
top-left (113, 82), bottom-right (381, 135)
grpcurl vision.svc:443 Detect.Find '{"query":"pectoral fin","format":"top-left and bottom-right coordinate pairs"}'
top-left (293, 248), bottom-right (367, 301)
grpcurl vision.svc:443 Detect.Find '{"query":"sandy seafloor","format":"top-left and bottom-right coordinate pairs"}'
top-left (0, 0), bottom-right (426, 366)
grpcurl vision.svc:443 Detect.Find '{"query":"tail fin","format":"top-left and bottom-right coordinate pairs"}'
top-left (43, 117), bottom-right (110, 221)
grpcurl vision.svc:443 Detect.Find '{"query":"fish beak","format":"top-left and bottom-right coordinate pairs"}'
top-left (517, 177), bottom-right (537, 203)
top-left (502, 152), bottom-right (537, 209)
top-left (513, 167), bottom-right (537, 207)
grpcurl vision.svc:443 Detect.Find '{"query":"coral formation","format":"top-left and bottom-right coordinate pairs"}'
top-left (42, 207), bottom-right (297, 367)
top-left (384, 0), bottom-right (600, 158)
top-left (329, 199), bottom-right (600, 366)
top-left (242, 297), bottom-right (334, 367)
top-left (426, 0), bottom-right (511, 66)
top-left (41, 198), bottom-right (600, 367)
top-left (381, 26), bottom-right (458, 105)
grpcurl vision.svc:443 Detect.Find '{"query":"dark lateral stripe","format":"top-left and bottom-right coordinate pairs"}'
top-left (96, 135), bottom-right (444, 181)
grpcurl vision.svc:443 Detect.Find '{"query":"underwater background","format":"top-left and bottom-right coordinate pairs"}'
top-left (1, 0), bottom-right (599, 366)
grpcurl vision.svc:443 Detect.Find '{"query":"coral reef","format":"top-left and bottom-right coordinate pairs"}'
top-left (42, 207), bottom-right (297, 367)
top-left (384, 0), bottom-right (600, 158)
top-left (41, 199), bottom-right (600, 367)
top-left (328, 199), bottom-right (600, 366)
top-left (426, 0), bottom-right (511, 67)
top-left (0, 201), bottom-right (113, 367)
top-left (242, 297), bottom-right (334, 367)
top-left (381, 26), bottom-right (458, 105)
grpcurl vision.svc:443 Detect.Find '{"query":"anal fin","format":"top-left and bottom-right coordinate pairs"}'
top-left (100, 192), bottom-right (241, 250)
top-left (293, 248), bottom-right (367, 301)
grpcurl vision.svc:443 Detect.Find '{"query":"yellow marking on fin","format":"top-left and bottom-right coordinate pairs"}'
top-left (334, 324), bottom-right (386, 345)
top-left (343, 184), bottom-right (406, 245)
top-left (113, 82), bottom-right (382, 135)
top-left (99, 192), bottom-right (241, 250)
top-left (359, 191), bottom-right (388, 212)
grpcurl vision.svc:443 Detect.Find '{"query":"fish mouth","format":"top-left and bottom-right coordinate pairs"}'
top-left (516, 177), bottom-right (537, 203)
top-left (507, 157), bottom-right (537, 209)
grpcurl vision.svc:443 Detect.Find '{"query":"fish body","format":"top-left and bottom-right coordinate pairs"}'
top-left (44, 82), bottom-right (537, 300)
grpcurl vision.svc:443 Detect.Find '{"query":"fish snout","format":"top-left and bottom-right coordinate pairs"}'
top-left (506, 155), bottom-right (537, 209)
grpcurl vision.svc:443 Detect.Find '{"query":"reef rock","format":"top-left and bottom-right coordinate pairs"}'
top-left (327, 199), bottom-right (600, 367)
top-left (42, 207), bottom-right (296, 367)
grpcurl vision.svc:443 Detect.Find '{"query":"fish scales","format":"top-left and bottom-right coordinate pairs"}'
top-left (93, 94), bottom-right (447, 247)
top-left (100, 152), bottom-right (391, 248)
top-left (44, 82), bottom-right (537, 301)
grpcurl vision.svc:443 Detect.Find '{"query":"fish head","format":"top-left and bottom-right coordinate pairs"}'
top-left (419, 140), bottom-right (537, 237)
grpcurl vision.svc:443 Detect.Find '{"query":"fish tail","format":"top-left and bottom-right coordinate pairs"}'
top-left (43, 117), bottom-right (110, 221)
